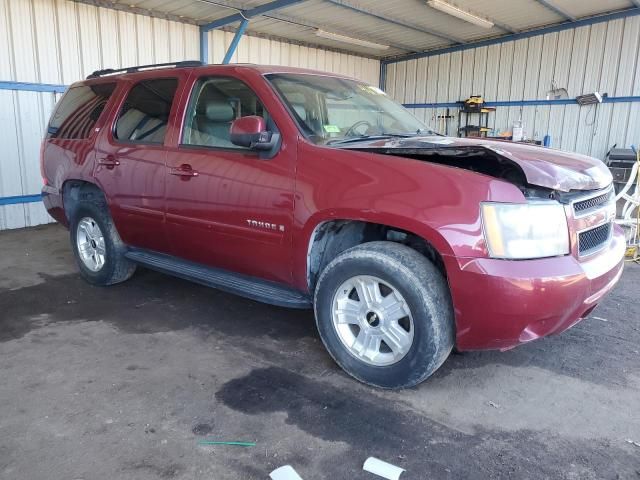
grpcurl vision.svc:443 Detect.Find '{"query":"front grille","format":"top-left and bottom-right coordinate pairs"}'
top-left (578, 223), bottom-right (612, 255)
top-left (573, 189), bottom-right (613, 214)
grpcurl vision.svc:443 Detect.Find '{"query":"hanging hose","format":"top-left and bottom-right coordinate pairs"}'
top-left (624, 145), bottom-right (639, 262)
top-left (613, 144), bottom-right (640, 261)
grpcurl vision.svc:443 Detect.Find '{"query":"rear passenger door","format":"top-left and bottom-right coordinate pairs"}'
top-left (164, 74), bottom-right (295, 285)
top-left (94, 74), bottom-right (184, 253)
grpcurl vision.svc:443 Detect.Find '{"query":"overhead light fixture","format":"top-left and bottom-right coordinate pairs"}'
top-left (315, 29), bottom-right (389, 50)
top-left (426, 0), bottom-right (494, 29)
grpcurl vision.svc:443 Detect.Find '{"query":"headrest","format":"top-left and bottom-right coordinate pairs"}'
top-left (205, 101), bottom-right (234, 122)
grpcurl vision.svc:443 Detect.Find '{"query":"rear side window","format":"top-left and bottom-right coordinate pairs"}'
top-left (114, 78), bottom-right (178, 144)
top-left (47, 83), bottom-right (116, 139)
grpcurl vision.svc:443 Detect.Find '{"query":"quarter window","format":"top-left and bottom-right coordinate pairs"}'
top-left (48, 83), bottom-right (116, 139)
top-left (182, 76), bottom-right (271, 149)
top-left (114, 78), bottom-right (178, 144)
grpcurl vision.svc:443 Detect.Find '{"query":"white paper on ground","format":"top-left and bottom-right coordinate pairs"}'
top-left (269, 465), bottom-right (304, 480)
top-left (363, 457), bottom-right (405, 480)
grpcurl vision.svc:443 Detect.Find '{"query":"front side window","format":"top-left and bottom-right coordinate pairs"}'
top-left (114, 78), bottom-right (178, 144)
top-left (266, 73), bottom-right (433, 145)
top-left (182, 76), bottom-right (271, 149)
top-left (48, 83), bottom-right (116, 139)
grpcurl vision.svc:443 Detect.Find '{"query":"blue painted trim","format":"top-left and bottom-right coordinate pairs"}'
top-left (201, 12), bottom-right (245, 30)
top-left (0, 81), bottom-right (67, 93)
top-left (222, 18), bottom-right (249, 64)
top-left (201, 0), bottom-right (306, 31)
top-left (403, 96), bottom-right (640, 109)
top-left (0, 194), bottom-right (42, 206)
top-left (326, 0), bottom-right (462, 44)
top-left (487, 99), bottom-right (578, 106)
top-left (200, 27), bottom-right (209, 64)
top-left (534, 0), bottom-right (576, 21)
top-left (382, 8), bottom-right (640, 65)
top-left (404, 102), bottom-right (460, 109)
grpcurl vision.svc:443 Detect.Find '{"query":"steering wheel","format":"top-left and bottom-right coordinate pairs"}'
top-left (344, 120), bottom-right (373, 138)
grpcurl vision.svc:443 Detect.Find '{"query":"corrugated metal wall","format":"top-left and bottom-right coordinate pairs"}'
top-left (205, 30), bottom-right (380, 85)
top-left (0, 0), bottom-right (201, 230)
top-left (385, 16), bottom-right (640, 160)
top-left (0, 0), bottom-right (379, 230)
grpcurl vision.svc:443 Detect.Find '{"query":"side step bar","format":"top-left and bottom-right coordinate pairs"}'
top-left (125, 249), bottom-right (312, 309)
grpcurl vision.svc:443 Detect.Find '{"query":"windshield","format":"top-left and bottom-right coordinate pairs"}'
top-left (266, 73), bottom-right (434, 145)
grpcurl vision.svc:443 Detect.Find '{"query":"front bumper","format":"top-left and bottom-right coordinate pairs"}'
top-left (445, 224), bottom-right (626, 351)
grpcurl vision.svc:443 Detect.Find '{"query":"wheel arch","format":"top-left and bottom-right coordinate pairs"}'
top-left (301, 213), bottom-right (453, 294)
top-left (61, 179), bottom-right (108, 222)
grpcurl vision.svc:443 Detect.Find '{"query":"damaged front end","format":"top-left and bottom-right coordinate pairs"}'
top-left (351, 139), bottom-right (617, 260)
top-left (350, 137), bottom-right (613, 203)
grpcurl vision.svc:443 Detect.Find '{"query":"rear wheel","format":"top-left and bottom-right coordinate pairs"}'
top-left (76, 216), bottom-right (107, 272)
top-left (69, 194), bottom-right (135, 286)
top-left (314, 241), bottom-right (454, 389)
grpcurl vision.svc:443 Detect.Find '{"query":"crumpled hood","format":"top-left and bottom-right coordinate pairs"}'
top-left (344, 135), bottom-right (612, 192)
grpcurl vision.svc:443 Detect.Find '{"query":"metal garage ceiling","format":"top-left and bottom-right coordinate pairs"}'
top-left (93, 0), bottom-right (639, 59)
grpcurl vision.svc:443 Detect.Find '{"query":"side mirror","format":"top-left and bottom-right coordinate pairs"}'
top-left (230, 116), bottom-right (275, 151)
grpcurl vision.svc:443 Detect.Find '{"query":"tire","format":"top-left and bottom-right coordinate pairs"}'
top-left (314, 241), bottom-right (454, 389)
top-left (69, 190), bottom-right (136, 286)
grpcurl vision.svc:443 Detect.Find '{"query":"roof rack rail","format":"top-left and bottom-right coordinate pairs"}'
top-left (86, 60), bottom-right (203, 79)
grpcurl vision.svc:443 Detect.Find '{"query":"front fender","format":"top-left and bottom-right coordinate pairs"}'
top-left (291, 141), bottom-right (526, 290)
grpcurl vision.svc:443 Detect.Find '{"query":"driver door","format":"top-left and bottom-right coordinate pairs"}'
top-left (163, 74), bottom-right (295, 284)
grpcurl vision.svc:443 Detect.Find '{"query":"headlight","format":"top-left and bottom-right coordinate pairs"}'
top-left (481, 202), bottom-right (569, 259)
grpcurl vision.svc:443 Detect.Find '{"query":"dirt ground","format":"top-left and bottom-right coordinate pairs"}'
top-left (1, 223), bottom-right (639, 480)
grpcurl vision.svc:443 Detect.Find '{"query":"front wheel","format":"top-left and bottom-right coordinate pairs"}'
top-left (314, 242), bottom-right (454, 389)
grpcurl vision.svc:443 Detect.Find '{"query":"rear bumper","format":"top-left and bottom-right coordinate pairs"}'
top-left (41, 185), bottom-right (68, 226)
top-left (445, 225), bottom-right (626, 351)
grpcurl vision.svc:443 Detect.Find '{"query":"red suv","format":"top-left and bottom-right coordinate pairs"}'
top-left (41, 62), bottom-right (625, 388)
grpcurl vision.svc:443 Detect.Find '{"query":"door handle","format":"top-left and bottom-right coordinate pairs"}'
top-left (97, 155), bottom-right (120, 168)
top-left (169, 164), bottom-right (199, 177)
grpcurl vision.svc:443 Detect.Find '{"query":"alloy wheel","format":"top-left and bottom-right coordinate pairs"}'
top-left (76, 216), bottom-right (106, 272)
top-left (331, 275), bottom-right (414, 366)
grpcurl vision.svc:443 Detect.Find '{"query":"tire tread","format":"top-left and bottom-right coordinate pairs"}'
top-left (314, 241), bottom-right (454, 389)
top-left (70, 190), bottom-right (135, 286)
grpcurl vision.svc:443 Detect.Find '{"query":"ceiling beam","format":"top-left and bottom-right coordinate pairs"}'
top-left (201, 0), bottom-right (309, 31)
top-left (74, 0), bottom-right (198, 25)
top-left (263, 11), bottom-right (421, 52)
top-left (195, 0), bottom-right (417, 54)
top-left (534, 0), bottom-right (577, 21)
top-left (383, 7), bottom-right (640, 64)
top-left (325, 0), bottom-right (464, 44)
top-left (222, 18), bottom-right (250, 63)
top-left (493, 22), bottom-right (517, 34)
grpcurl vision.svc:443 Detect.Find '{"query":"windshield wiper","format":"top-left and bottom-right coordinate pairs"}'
top-left (327, 133), bottom-right (415, 146)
